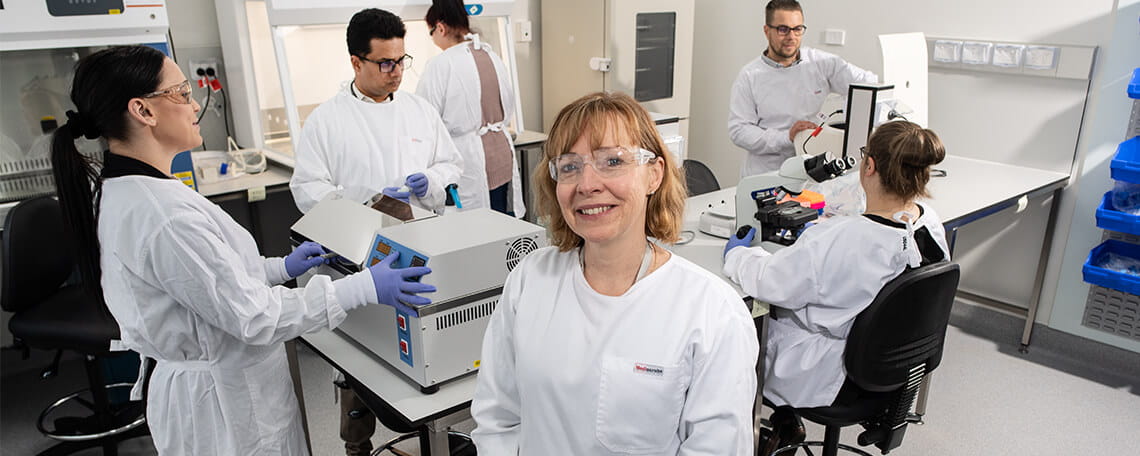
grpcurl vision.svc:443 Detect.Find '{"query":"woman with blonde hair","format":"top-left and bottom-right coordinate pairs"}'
top-left (471, 91), bottom-right (759, 455)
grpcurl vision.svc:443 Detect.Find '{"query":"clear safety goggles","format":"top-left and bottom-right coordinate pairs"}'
top-left (142, 80), bottom-right (194, 105)
top-left (548, 146), bottom-right (658, 183)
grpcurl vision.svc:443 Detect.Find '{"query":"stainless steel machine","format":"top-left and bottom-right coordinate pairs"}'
top-left (292, 200), bottom-right (546, 392)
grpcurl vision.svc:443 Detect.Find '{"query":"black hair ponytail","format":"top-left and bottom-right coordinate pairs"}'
top-left (50, 45), bottom-right (165, 301)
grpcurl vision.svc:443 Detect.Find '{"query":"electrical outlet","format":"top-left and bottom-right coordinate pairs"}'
top-left (188, 58), bottom-right (219, 85)
top-left (517, 20), bottom-right (533, 43)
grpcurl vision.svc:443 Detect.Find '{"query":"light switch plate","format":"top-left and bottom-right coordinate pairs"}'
top-left (824, 29), bottom-right (846, 46)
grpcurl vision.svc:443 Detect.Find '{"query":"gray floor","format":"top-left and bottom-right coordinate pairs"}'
top-left (3, 299), bottom-right (1138, 455)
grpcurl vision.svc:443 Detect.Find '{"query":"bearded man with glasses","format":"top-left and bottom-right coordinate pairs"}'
top-left (727, 0), bottom-right (878, 177)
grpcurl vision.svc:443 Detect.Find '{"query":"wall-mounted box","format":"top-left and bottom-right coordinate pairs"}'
top-left (1025, 46), bottom-right (1059, 70)
top-left (962, 41), bottom-right (993, 65)
top-left (933, 40), bottom-right (962, 63)
top-left (926, 36), bottom-right (1096, 81)
top-left (993, 44), bottom-right (1025, 68)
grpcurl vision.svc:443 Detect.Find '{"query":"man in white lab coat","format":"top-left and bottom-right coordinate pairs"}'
top-left (289, 8), bottom-right (462, 215)
top-left (418, 0), bottom-right (525, 217)
top-left (727, 0), bottom-right (877, 177)
top-left (287, 9), bottom-right (462, 455)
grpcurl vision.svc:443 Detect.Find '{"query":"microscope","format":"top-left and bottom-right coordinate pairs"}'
top-left (733, 83), bottom-right (902, 247)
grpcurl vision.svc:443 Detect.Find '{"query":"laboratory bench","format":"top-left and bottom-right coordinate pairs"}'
top-left (197, 162), bottom-right (301, 258)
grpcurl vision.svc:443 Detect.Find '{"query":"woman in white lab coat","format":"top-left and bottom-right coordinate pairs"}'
top-left (417, 0), bottom-right (524, 217)
top-left (723, 120), bottom-right (950, 454)
top-left (471, 92), bottom-right (759, 455)
top-left (49, 46), bottom-right (435, 456)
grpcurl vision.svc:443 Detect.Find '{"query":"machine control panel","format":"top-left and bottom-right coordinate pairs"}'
top-left (367, 234), bottom-right (429, 281)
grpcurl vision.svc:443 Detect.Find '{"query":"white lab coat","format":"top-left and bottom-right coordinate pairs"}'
top-left (290, 86), bottom-right (463, 213)
top-left (417, 41), bottom-right (524, 217)
top-left (98, 172), bottom-right (375, 455)
top-left (472, 246), bottom-right (758, 455)
top-left (723, 203), bottom-right (950, 407)
top-left (728, 47), bottom-right (877, 177)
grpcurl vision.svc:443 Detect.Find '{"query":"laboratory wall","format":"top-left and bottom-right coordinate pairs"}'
top-left (679, 0), bottom-right (1134, 345)
top-left (166, 0), bottom-right (236, 153)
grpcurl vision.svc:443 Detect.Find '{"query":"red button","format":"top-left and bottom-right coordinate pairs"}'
top-left (399, 340), bottom-right (409, 354)
top-left (397, 315), bottom-right (406, 330)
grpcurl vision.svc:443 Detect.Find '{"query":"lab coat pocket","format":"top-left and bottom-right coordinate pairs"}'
top-left (596, 355), bottom-right (690, 453)
top-left (243, 347), bottom-right (301, 448)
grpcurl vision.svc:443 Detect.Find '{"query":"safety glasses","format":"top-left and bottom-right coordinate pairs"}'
top-left (358, 54), bottom-right (413, 73)
top-left (142, 80), bottom-right (193, 104)
top-left (548, 146), bottom-right (658, 183)
top-left (768, 24), bottom-right (807, 36)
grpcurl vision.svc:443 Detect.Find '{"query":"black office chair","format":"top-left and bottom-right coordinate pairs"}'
top-left (683, 159), bottom-right (720, 196)
top-left (772, 262), bottom-right (961, 456)
top-left (2, 196), bottom-right (149, 455)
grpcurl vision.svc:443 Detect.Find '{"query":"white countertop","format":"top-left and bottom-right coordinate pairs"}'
top-left (302, 329), bottom-right (476, 424)
top-left (670, 154), bottom-right (1070, 299)
top-left (196, 164), bottom-right (293, 198)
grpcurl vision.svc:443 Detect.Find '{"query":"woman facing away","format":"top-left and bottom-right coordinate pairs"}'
top-left (723, 120), bottom-right (951, 454)
top-left (417, 0), bottom-right (525, 216)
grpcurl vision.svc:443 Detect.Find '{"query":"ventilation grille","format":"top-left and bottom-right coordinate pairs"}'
top-left (0, 174), bottom-right (56, 204)
top-left (1084, 285), bottom-right (1140, 342)
top-left (0, 157), bottom-right (52, 178)
top-left (506, 237), bottom-right (539, 271)
top-left (436, 299), bottom-right (498, 330)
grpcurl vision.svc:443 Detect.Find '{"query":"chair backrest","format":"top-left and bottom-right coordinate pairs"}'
top-left (2, 196), bottom-right (76, 313)
top-left (683, 159), bottom-right (720, 196)
top-left (844, 262), bottom-right (960, 393)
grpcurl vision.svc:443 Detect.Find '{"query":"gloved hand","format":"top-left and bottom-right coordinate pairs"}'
top-left (724, 226), bottom-right (756, 259)
top-left (285, 241), bottom-right (330, 278)
top-left (405, 173), bottom-right (429, 198)
top-left (369, 251), bottom-right (436, 312)
top-left (381, 186), bottom-right (411, 204)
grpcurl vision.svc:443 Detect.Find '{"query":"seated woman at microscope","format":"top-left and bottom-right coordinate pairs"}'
top-left (722, 120), bottom-right (951, 454)
top-left (471, 92), bottom-right (759, 454)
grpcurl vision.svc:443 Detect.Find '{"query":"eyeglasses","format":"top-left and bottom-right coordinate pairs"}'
top-left (429, 25), bottom-right (437, 35)
top-left (142, 80), bottom-right (193, 104)
top-left (548, 146), bottom-right (658, 183)
top-left (860, 146), bottom-right (866, 159)
top-left (768, 24), bottom-right (807, 36)
top-left (358, 54), bottom-right (413, 73)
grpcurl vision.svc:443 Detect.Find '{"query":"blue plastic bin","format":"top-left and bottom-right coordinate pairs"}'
top-left (1130, 68), bottom-right (1140, 99)
top-left (1084, 240), bottom-right (1140, 295)
top-left (1110, 137), bottom-right (1140, 183)
top-left (1095, 192), bottom-right (1140, 236)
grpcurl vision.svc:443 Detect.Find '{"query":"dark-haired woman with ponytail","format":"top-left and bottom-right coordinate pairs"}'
top-left (417, 0), bottom-right (525, 217)
top-left (52, 45), bottom-right (431, 455)
top-left (722, 120), bottom-right (952, 454)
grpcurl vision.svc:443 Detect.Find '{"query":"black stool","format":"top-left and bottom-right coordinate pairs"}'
top-left (342, 375), bottom-right (476, 456)
top-left (2, 196), bottom-right (149, 455)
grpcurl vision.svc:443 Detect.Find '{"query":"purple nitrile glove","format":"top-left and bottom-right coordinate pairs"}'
top-left (381, 186), bottom-right (411, 204)
top-left (405, 173), bottom-right (429, 198)
top-left (369, 251), bottom-right (436, 313)
top-left (285, 241), bottom-right (329, 278)
top-left (724, 226), bottom-right (756, 260)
